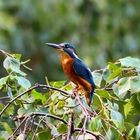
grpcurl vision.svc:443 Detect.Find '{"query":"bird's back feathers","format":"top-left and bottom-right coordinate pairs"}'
top-left (73, 58), bottom-right (95, 105)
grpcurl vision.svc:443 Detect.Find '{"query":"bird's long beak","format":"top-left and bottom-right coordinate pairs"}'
top-left (46, 43), bottom-right (62, 49)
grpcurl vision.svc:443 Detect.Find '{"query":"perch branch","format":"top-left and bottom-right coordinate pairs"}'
top-left (0, 84), bottom-right (69, 117)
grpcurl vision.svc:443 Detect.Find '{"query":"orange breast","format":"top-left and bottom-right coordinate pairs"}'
top-left (61, 55), bottom-right (92, 93)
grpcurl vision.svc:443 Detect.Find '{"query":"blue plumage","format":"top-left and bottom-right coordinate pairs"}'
top-left (47, 42), bottom-right (95, 105)
top-left (73, 58), bottom-right (95, 105)
top-left (64, 47), bottom-right (95, 104)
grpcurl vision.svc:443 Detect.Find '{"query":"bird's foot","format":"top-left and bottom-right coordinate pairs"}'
top-left (69, 87), bottom-right (78, 99)
top-left (69, 91), bottom-right (76, 99)
top-left (73, 87), bottom-right (78, 94)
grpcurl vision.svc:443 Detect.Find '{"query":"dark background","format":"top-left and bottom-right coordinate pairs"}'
top-left (0, 0), bottom-right (140, 83)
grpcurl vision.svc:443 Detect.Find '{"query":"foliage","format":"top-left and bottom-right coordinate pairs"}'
top-left (0, 0), bottom-right (140, 81)
top-left (0, 50), bottom-right (140, 140)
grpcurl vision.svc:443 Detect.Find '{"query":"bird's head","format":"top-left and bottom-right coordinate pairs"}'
top-left (46, 42), bottom-right (78, 58)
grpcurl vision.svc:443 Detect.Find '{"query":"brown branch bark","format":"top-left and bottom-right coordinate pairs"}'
top-left (9, 112), bottom-right (68, 139)
top-left (0, 84), bottom-right (69, 117)
top-left (67, 112), bottom-right (74, 140)
top-left (74, 128), bottom-right (105, 140)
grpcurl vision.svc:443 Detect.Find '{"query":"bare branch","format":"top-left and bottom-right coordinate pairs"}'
top-left (0, 49), bottom-right (13, 57)
top-left (9, 112), bottom-right (68, 139)
top-left (0, 84), bottom-right (70, 117)
top-left (67, 112), bottom-right (74, 140)
top-left (74, 128), bottom-right (105, 140)
top-left (8, 116), bottom-right (29, 140)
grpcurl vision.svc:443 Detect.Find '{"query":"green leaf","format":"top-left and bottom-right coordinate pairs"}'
top-left (12, 68), bottom-right (26, 76)
top-left (0, 138), bottom-right (5, 140)
top-left (92, 71), bottom-right (102, 87)
top-left (3, 56), bottom-right (26, 76)
top-left (108, 62), bottom-right (119, 71)
top-left (92, 93), bottom-right (103, 108)
top-left (0, 103), bottom-right (4, 110)
top-left (130, 76), bottom-right (140, 93)
top-left (57, 101), bottom-right (65, 109)
top-left (16, 76), bottom-right (31, 89)
top-left (3, 56), bottom-right (19, 70)
top-left (0, 76), bottom-right (9, 89)
top-left (110, 109), bottom-right (124, 128)
top-left (130, 94), bottom-right (140, 113)
top-left (51, 126), bottom-right (59, 137)
top-left (113, 77), bottom-right (130, 99)
top-left (5, 105), bottom-right (14, 116)
top-left (7, 86), bottom-right (13, 99)
top-left (31, 90), bottom-right (46, 104)
top-left (2, 122), bottom-right (13, 135)
top-left (106, 68), bottom-right (122, 83)
top-left (0, 131), bottom-right (9, 139)
top-left (96, 89), bottom-right (111, 100)
top-left (50, 81), bottom-right (66, 88)
top-left (129, 124), bottom-right (140, 140)
top-left (114, 76), bottom-right (140, 99)
top-left (137, 93), bottom-right (140, 103)
top-left (66, 97), bottom-right (76, 107)
top-left (135, 124), bottom-right (140, 140)
top-left (11, 54), bottom-right (21, 60)
top-left (106, 128), bottom-right (120, 140)
top-left (124, 100), bottom-right (133, 117)
top-left (37, 130), bottom-right (52, 140)
top-left (119, 57), bottom-right (140, 69)
top-left (103, 69), bottom-right (111, 81)
top-left (57, 123), bottom-right (67, 133)
top-left (89, 117), bottom-right (102, 131)
top-left (77, 134), bottom-right (97, 140)
top-left (18, 108), bottom-right (26, 116)
top-left (106, 128), bottom-right (114, 140)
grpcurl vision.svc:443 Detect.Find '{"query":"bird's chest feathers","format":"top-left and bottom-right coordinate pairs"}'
top-left (61, 56), bottom-right (74, 75)
top-left (62, 58), bottom-right (70, 65)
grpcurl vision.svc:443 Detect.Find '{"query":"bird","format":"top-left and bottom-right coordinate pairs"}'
top-left (46, 42), bottom-right (95, 106)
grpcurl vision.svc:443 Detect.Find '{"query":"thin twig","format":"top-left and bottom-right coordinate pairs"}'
top-left (74, 128), bottom-right (105, 140)
top-left (75, 93), bottom-right (89, 135)
top-left (8, 116), bottom-right (29, 140)
top-left (30, 112), bottom-right (68, 124)
top-left (101, 118), bottom-right (124, 138)
top-left (9, 112), bottom-right (68, 139)
top-left (31, 117), bottom-right (43, 140)
top-left (0, 84), bottom-right (70, 117)
top-left (67, 112), bottom-right (74, 140)
top-left (23, 116), bottom-right (32, 139)
top-left (0, 49), bottom-right (13, 57)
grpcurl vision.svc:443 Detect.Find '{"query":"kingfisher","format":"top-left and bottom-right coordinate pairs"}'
top-left (47, 42), bottom-right (95, 106)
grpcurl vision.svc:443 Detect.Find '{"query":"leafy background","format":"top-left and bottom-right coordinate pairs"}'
top-left (0, 51), bottom-right (140, 139)
top-left (0, 0), bottom-right (140, 82)
top-left (0, 0), bottom-right (140, 140)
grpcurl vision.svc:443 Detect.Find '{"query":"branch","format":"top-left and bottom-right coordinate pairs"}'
top-left (67, 112), bottom-right (74, 140)
top-left (0, 84), bottom-right (69, 117)
top-left (0, 49), bottom-right (13, 57)
top-left (75, 93), bottom-right (89, 135)
top-left (9, 115), bottom-right (29, 140)
top-left (100, 118), bottom-right (124, 138)
top-left (9, 112), bottom-right (67, 139)
top-left (74, 128), bottom-right (105, 140)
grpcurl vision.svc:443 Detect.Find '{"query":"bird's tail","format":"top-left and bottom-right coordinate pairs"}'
top-left (89, 86), bottom-right (95, 106)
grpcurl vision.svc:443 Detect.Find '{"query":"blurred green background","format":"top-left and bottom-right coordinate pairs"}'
top-left (0, 0), bottom-right (140, 83)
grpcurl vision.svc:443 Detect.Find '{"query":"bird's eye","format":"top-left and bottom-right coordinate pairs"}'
top-left (64, 44), bottom-right (68, 48)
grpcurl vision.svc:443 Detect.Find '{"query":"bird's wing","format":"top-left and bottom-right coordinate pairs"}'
top-left (73, 58), bottom-right (94, 85)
